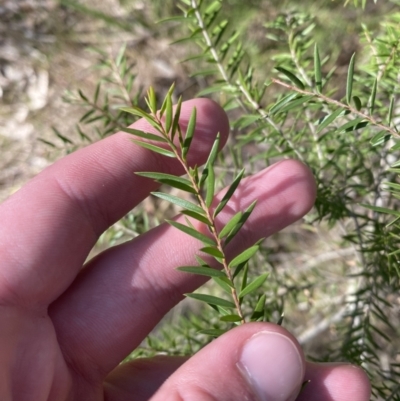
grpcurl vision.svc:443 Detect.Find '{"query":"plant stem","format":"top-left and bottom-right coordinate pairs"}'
top-left (153, 113), bottom-right (246, 324)
top-left (272, 78), bottom-right (400, 138)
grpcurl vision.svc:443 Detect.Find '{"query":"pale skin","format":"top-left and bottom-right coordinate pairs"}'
top-left (0, 98), bottom-right (371, 401)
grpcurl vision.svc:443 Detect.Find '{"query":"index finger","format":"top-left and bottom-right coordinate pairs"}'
top-left (0, 98), bottom-right (229, 307)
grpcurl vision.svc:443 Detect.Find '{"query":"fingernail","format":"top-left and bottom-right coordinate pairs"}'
top-left (237, 331), bottom-right (304, 401)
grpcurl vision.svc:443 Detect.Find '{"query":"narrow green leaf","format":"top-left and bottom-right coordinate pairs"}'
top-left (369, 77), bottom-right (377, 115)
top-left (213, 277), bottom-right (234, 293)
top-left (269, 93), bottom-right (298, 115)
top-left (122, 127), bottom-right (168, 142)
top-left (121, 106), bottom-right (152, 119)
top-left (353, 96), bottom-right (362, 111)
top-left (229, 244), bottom-right (259, 268)
top-left (205, 164), bottom-right (215, 208)
top-left (79, 109), bottom-right (95, 123)
top-left (160, 83), bottom-right (175, 118)
top-left (53, 127), bottom-right (74, 145)
top-left (200, 134), bottom-right (221, 188)
top-left (165, 95), bottom-right (173, 133)
top-left (94, 82), bottom-right (101, 104)
top-left (337, 117), bottom-right (365, 133)
top-left (177, 266), bottom-right (225, 278)
top-left (200, 246), bottom-right (224, 258)
top-left (135, 172), bottom-right (196, 193)
top-left (131, 140), bottom-right (175, 157)
top-left (370, 131), bottom-right (391, 147)
top-left (78, 89), bottom-right (89, 102)
top-left (214, 169), bottom-right (245, 217)
top-left (115, 43), bottom-right (126, 67)
top-left (224, 200), bottom-right (257, 246)
top-left (316, 108), bottom-right (344, 134)
top-left (346, 53), bottom-right (356, 105)
top-left (181, 210), bottom-right (212, 225)
top-left (314, 44), bottom-right (322, 92)
top-left (240, 264), bottom-right (249, 297)
top-left (388, 95), bottom-right (395, 125)
top-left (171, 96), bottom-right (182, 141)
top-left (360, 204), bottom-right (400, 217)
top-left (218, 211), bottom-right (243, 239)
top-left (275, 67), bottom-right (305, 90)
top-left (250, 294), bottom-right (267, 321)
top-left (182, 107), bottom-right (196, 159)
top-left (220, 314), bottom-right (242, 322)
top-left (278, 95), bottom-right (314, 113)
top-left (152, 192), bottom-right (204, 215)
top-left (185, 293), bottom-right (235, 308)
top-left (232, 261), bottom-right (247, 279)
top-left (167, 220), bottom-right (216, 245)
top-left (147, 87), bottom-right (157, 114)
top-left (239, 273), bottom-right (269, 298)
top-left (198, 329), bottom-right (226, 337)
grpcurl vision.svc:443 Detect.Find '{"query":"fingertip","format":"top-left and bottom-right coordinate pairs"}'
top-left (299, 362), bottom-right (372, 401)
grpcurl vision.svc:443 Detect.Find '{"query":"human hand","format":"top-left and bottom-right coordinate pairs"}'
top-left (0, 98), bottom-right (371, 401)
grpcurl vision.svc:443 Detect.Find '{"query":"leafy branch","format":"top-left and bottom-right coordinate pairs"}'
top-left (271, 78), bottom-right (399, 139)
top-left (122, 84), bottom-right (269, 333)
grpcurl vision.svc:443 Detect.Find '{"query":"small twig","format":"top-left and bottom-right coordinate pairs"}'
top-left (272, 78), bottom-right (400, 138)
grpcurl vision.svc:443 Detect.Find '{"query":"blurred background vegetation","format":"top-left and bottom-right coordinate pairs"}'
top-left (1, 0), bottom-right (400, 399)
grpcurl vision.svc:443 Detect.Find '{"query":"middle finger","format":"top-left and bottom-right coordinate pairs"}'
top-left (49, 160), bottom-right (316, 383)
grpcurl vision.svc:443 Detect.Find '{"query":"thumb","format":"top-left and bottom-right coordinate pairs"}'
top-left (151, 322), bottom-right (305, 401)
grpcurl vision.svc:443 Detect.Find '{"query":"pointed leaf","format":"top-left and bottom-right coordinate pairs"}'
top-left (250, 294), bottom-right (267, 321)
top-left (200, 134), bottom-right (220, 188)
top-left (200, 246), bottom-right (224, 258)
top-left (152, 192), bottom-right (204, 215)
top-left (181, 210), bottom-right (212, 225)
top-left (229, 245), bottom-right (259, 268)
top-left (167, 220), bottom-right (216, 245)
top-left (198, 329), bottom-right (226, 337)
top-left (122, 127), bottom-right (167, 142)
top-left (370, 131), bottom-right (391, 147)
top-left (369, 77), bottom-right (377, 115)
top-left (213, 276), bottom-right (234, 293)
top-left (121, 106), bottom-right (151, 119)
top-left (131, 140), bottom-right (175, 157)
top-left (165, 95), bottom-right (173, 133)
top-left (239, 273), bottom-right (269, 298)
top-left (353, 96), bottom-right (362, 111)
top-left (182, 107), bottom-right (197, 159)
top-left (177, 266), bottom-right (225, 278)
top-left (171, 96), bottom-right (182, 141)
top-left (269, 93), bottom-right (298, 115)
top-left (220, 314), bottom-right (242, 322)
top-left (279, 95), bottom-right (314, 113)
top-left (205, 164), bottom-right (215, 208)
top-left (275, 67), bottom-right (305, 90)
top-left (147, 87), bottom-right (157, 114)
top-left (225, 200), bottom-right (257, 246)
top-left (346, 53), bottom-right (356, 105)
top-left (388, 96), bottom-right (395, 125)
top-left (136, 172), bottom-right (196, 193)
top-left (360, 204), bottom-right (400, 217)
top-left (214, 169), bottom-right (245, 217)
top-left (337, 117), bottom-right (365, 133)
top-left (316, 108), bottom-right (344, 134)
top-left (314, 44), bottom-right (322, 92)
top-left (218, 211), bottom-right (243, 238)
top-left (185, 293), bottom-right (235, 308)
top-left (160, 83), bottom-right (175, 117)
